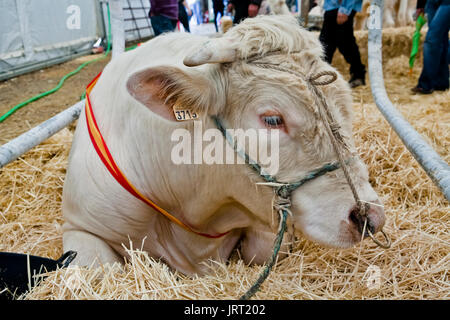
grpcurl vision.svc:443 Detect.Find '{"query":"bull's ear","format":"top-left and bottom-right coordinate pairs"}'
top-left (126, 66), bottom-right (217, 122)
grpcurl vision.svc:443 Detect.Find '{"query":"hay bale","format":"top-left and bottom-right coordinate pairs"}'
top-left (0, 31), bottom-right (448, 300)
top-left (333, 27), bottom-right (425, 77)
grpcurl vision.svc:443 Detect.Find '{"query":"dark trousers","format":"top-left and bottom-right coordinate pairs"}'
top-left (178, 2), bottom-right (190, 32)
top-left (417, 1), bottom-right (450, 91)
top-left (319, 9), bottom-right (366, 79)
top-left (232, 0), bottom-right (250, 24)
top-left (213, 1), bottom-right (224, 32)
top-left (150, 15), bottom-right (177, 36)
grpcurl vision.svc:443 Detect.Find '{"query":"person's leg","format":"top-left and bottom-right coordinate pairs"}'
top-left (213, 8), bottom-right (219, 31)
top-left (431, 5), bottom-right (450, 90)
top-left (319, 9), bottom-right (338, 64)
top-left (171, 18), bottom-right (178, 31)
top-left (216, 5), bottom-right (224, 32)
top-left (150, 15), bottom-right (177, 36)
top-left (447, 40), bottom-right (450, 65)
top-left (179, 2), bottom-right (191, 32)
top-left (194, 1), bottom-right (202, 25)
top-left (335, 10), bottom-right (366, 82)
top-left (150, 15), bottom-right (164, 36)
top-left (417, 4), bottom-right (450, 91)
top-left (425, 0), bottom-right (438, 23)
top-left (233, 2), bottom-right (248, 24)
top-left (447, 39), bottom-right (450, 64)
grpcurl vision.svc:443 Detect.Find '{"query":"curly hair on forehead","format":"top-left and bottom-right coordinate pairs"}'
top-left (223, 14), bottom-right (324, 60)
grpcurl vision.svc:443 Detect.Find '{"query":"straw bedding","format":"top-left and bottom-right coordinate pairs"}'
top-left (0, 28), bottom-right (448, 300)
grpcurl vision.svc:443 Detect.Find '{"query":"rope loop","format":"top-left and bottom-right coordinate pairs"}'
top-left (309, 71), bottom-right (338, 86)
top-left (238, 55), bottom-right (391, 300)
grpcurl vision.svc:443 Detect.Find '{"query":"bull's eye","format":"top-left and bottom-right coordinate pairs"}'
top-left (262, 115), bottom-right (284, 128)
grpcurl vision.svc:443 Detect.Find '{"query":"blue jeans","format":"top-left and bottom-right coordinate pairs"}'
top-left (192, 1), bottom-right (202, 25)
top-left (150, 15), bottom-right (177, 36)
top-left (418, 1), bottom-right (450, 91)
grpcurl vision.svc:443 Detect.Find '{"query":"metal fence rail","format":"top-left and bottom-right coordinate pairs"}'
top-left (0, 101), bottom-right (84, 168)
top-left (122, 0), bottom-right (153, 41)
top-left (368, 0), bottom-right (450, 201)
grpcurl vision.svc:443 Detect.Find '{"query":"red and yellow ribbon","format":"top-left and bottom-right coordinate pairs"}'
top-left (85, 72), bottom-right (227, 239)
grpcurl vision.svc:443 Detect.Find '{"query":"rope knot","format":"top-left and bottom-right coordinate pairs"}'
top-left (276, 185), bottom-right (292, 200)
top-left (273, 195), bottom-right (291, 213)
top-left (357, 201), bottom-right (370, 218)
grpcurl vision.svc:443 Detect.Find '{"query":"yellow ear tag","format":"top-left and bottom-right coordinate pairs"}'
top-left (173, 107), bottom-right (200, 121)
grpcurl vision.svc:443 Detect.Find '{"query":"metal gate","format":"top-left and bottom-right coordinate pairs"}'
top-left (122, 0), bottom-right (154, 41)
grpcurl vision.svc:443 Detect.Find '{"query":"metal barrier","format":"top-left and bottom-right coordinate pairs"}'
top-left (123, 0), bottom-right (153, 40)
top-left (368, 0), bottom-right (450, 201)
top-left (0, 101), bottom-right (84, 168)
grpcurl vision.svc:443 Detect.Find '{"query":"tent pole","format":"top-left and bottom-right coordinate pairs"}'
top-left (110, 0), bottom-right (125, 58)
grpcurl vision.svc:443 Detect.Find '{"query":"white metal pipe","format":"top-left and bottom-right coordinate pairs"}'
top-left (368, 0), bottom-right (450, 201)
top-left (0, 100), bottom-right (84, 169)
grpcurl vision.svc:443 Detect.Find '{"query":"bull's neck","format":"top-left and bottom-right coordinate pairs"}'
top-left (98, 86), bottom-right (273, 212)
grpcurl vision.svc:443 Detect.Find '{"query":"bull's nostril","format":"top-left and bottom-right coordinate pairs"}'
top-left (349, 205), bottom-right (374, 237)
top-left (349, 207), bottom-right (360, 226)
top-left (366, 221), bottom-right (375, 235)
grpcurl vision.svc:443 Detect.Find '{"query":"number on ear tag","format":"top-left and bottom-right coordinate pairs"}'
top-left (173, 108), bottom-right (199, 121)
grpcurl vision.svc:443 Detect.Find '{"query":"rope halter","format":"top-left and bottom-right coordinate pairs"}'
top-left (214, 54), bottom-right (391, 299)
top-left (306, 70), bottom-right (391, 249)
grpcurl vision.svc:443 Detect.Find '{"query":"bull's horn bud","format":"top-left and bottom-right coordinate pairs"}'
top-left (183, 38), bottom-right (237, 67)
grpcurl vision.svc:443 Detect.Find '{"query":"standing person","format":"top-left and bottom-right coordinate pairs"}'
top-left (319, 0), bottom-right (366, 88)
top-left (149, 0), bottom-right (178, 36)
top-left (412, 0), bottom-right (450, 94)
top-left (178, 0), bottom-right (192, 32)
top-left (202, 0), bottom-right (209, 23)
top-left (213, 0), bottom-right (225, 32)
top-left (227, 0), bottom-right (262, 24)
top-left (286, 0), bottom-right (298, 11)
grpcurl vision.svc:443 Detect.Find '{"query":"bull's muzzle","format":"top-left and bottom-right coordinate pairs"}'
top-left (349, 200), bottom-right (386, 237)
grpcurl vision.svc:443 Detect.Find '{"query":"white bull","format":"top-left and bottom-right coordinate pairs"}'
top-left (62, 15), bottom-right (385, 275)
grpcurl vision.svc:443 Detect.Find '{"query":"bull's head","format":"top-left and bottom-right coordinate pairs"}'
top-left (126, 15), bottom-right (386, 252)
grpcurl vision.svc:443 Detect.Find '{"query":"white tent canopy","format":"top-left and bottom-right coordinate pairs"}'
top-left (0, 0), bottom-right (154, 81)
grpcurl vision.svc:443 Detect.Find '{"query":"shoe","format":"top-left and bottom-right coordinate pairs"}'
top-left (349, 77), bottom-right (365, 88)
top-left (411, 86), bottom-right (434, 94)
